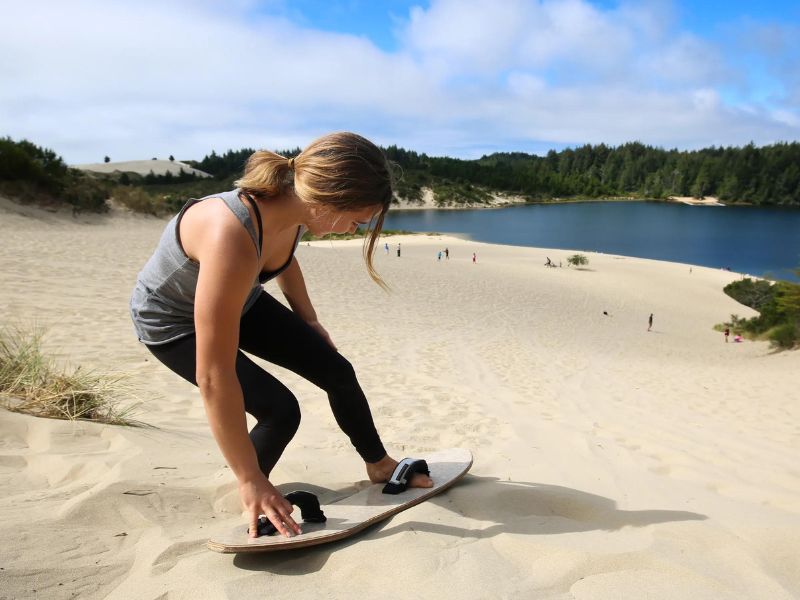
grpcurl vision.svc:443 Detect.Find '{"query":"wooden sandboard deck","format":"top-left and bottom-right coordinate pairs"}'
top-left (207, 448), bottom-right (473, 553)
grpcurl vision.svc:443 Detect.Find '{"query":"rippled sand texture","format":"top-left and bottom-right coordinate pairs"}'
top-left (1, 197), bottom-right (798, 599)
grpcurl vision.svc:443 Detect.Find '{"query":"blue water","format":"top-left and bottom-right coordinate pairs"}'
top-left (383, 202), bottom-right (800, 282)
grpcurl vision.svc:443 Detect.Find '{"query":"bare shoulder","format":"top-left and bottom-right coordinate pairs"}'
top-left (180, 197), bottom-right (254, 265)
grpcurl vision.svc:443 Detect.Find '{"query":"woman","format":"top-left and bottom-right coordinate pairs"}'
top-left (130, 132), bottom-right (432, 538)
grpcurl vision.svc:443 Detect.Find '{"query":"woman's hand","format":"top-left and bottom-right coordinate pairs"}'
top-left (307, 320), bottom-right (337, 350)
top-left (239, 475), bottom-right (302, 538)
top-left (366, 455), bottom-right (434, 488)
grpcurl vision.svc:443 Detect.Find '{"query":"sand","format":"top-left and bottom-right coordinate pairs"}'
top-left (669, 196), bottom-right (725, 206)
top-left (73, 159), bottom-right (212, 178)
top-left (0, 198), bottom-right (798, 599)
top-left (392, 187), bottom-right (528, 210)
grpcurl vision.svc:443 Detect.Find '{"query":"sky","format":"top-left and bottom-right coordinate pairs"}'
top-left (1, 0), bottom-right (799, 163)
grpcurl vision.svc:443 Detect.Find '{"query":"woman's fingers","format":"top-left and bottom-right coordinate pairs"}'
top-left (241, 478), bottom-right (303, 538)
top-left (264, 509), bottom-right (302, 537)
top-left (280, 510), bottom-right (303, 536)
top-left (254, 504), bottom-right (302, 538)
top-left (265, 511), bottom-right (292, 538)
top-left (249, 514), bottom-right (261, 538)
top-left (278, 497), bottom-right (303, 533)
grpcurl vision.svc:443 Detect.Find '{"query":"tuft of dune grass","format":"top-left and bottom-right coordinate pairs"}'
top-left (0, 324), bottom-right (146, 426)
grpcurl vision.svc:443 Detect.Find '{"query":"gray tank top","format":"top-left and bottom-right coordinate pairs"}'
top-left (130, 189), bottom-right (304, 345)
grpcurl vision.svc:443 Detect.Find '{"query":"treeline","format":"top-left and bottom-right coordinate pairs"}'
top-left (385, 141), bottom-right (800, 206)
top-left (184, 147), bottom-right (301, 179)
top-left (3, 136), bottom-right (800, 214)
top-left (0, 137), bottom-right (107, 211)
top-left (121, 146), bottom-right (304, 194)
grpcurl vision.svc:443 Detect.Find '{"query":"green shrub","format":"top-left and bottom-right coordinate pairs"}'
top-left (64, 174), bottom-right (109, 213)
top-left (301, 229), bottom-right (415, 242)
top-left (723, 278), bottom-right (775, 311)
top-left (0, 137), bottom-right (70, 196)
top-left (159, 193), bottom-right (186, 215)
top-left (112, 186), bottom-right (159, 215)
top-left (768, 323), bottom-right (799, 349)
top-left (0, 137), bottom-right (112, 211)
top-left (567, 254), bottom-right (589, 267)
top-left (718, 275), bottom-right (800, 349)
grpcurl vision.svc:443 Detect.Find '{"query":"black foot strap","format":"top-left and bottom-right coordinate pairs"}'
top-left (382, 458), bottom-right (430, 495)
top-left (249, 490), bottom-right (327, 537)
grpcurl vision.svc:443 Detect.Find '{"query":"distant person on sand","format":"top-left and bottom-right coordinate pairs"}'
top-left (438, 251), bottom-right (442, 261)
top-left (445, 247), bottom-right (449, 260)
top-left (384, 242), bottom-right (389, 254)
top-left (472, 252), bottom-right (477, 264)
top-left (129, 132), bottom-right (432, 540)
top-left (724, 327), bottom-right (730, 343)
top-left (648, 313), bottom-right (653, 331)
top-left (397, 243), bottom-right (401, 257)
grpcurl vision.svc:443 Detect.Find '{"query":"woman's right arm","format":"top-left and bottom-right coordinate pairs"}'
top-left (192, 214), bottom-right (301, 538)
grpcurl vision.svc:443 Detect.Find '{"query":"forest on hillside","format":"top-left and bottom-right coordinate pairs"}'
top-left (382, 142), bottom-right (800, 206)
top-left (173, 140), bottom-right (800, 207)
top-left (2, 136), bottom-right (799, 213)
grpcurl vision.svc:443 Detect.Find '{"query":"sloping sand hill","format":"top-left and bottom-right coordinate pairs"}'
top-left (74, 159), bottom-right (211, 178)
top-left (1, 200), bottom-right (798, 599)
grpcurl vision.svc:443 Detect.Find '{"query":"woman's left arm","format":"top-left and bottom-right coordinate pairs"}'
top-left (276, 257), bottom-right (336, 349)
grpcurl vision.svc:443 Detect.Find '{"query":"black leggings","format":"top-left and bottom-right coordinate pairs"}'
top-left (146, 291), bottom-right (386, 477)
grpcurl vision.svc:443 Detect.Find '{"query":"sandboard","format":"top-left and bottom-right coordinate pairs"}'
top-left (207, 448), bottom-right (472, 553)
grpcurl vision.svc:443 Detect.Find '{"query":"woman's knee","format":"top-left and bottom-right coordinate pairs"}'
top-left (245, 390), bottom-right (301, 433)
top-left (278, 396), bottom-right (302, 434)
top-left (323, 354), bottom-right (358, 391)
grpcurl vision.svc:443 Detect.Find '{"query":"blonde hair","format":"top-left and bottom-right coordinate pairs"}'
top-left (235, 132), bottom-right (394, 287)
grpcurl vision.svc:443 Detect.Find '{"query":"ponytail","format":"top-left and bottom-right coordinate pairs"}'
top-left (236, 133), bottom-right (395, 288)
top-left (234, 151), bottom-right (295, 198)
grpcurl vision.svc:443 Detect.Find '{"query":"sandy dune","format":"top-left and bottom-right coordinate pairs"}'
top-left (0, 198), bottom-right (798, 599)
top-left (73, 159), bottom-right (211, 178)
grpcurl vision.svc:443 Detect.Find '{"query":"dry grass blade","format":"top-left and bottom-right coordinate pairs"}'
top-left (0, 324), bottom-right (147, 427)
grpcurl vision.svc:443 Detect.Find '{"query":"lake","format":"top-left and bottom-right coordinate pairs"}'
top-left (383, 201), bottom-right (800, 282)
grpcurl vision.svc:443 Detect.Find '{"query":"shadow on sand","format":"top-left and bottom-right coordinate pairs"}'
top-left (231, 474), bottom-right (706, 574)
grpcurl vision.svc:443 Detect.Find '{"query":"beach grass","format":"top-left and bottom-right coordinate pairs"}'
top-left (301, 228), bottom-right (419, 242)
top-left (0, 324), bottom-right (146, 426)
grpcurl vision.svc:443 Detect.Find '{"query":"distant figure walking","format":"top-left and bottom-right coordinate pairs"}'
top-left (397, 243), bottom-right (401, 258)
top-left (437, 251), bottom-right (442, 261)
top-left (445, 247), bottom-right (449, 260)
top-left (472, 252), bottom-right (477, 264)
top-left (724, 327), bottom-right (730, 343)
top-left (384, 242), bottom-right (389, 254)
top-left (648, 313), bottom-right (653, 331)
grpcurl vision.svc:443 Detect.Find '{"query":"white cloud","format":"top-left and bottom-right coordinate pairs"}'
top-left (0, 0), bottom-right (797, 163)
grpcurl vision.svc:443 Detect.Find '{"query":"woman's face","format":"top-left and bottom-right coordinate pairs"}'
top-left (306, 204), bottom-right (381, 237)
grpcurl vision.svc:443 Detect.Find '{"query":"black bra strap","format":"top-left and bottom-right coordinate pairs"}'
top-left (240, 191), bottom-right (264, 255)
